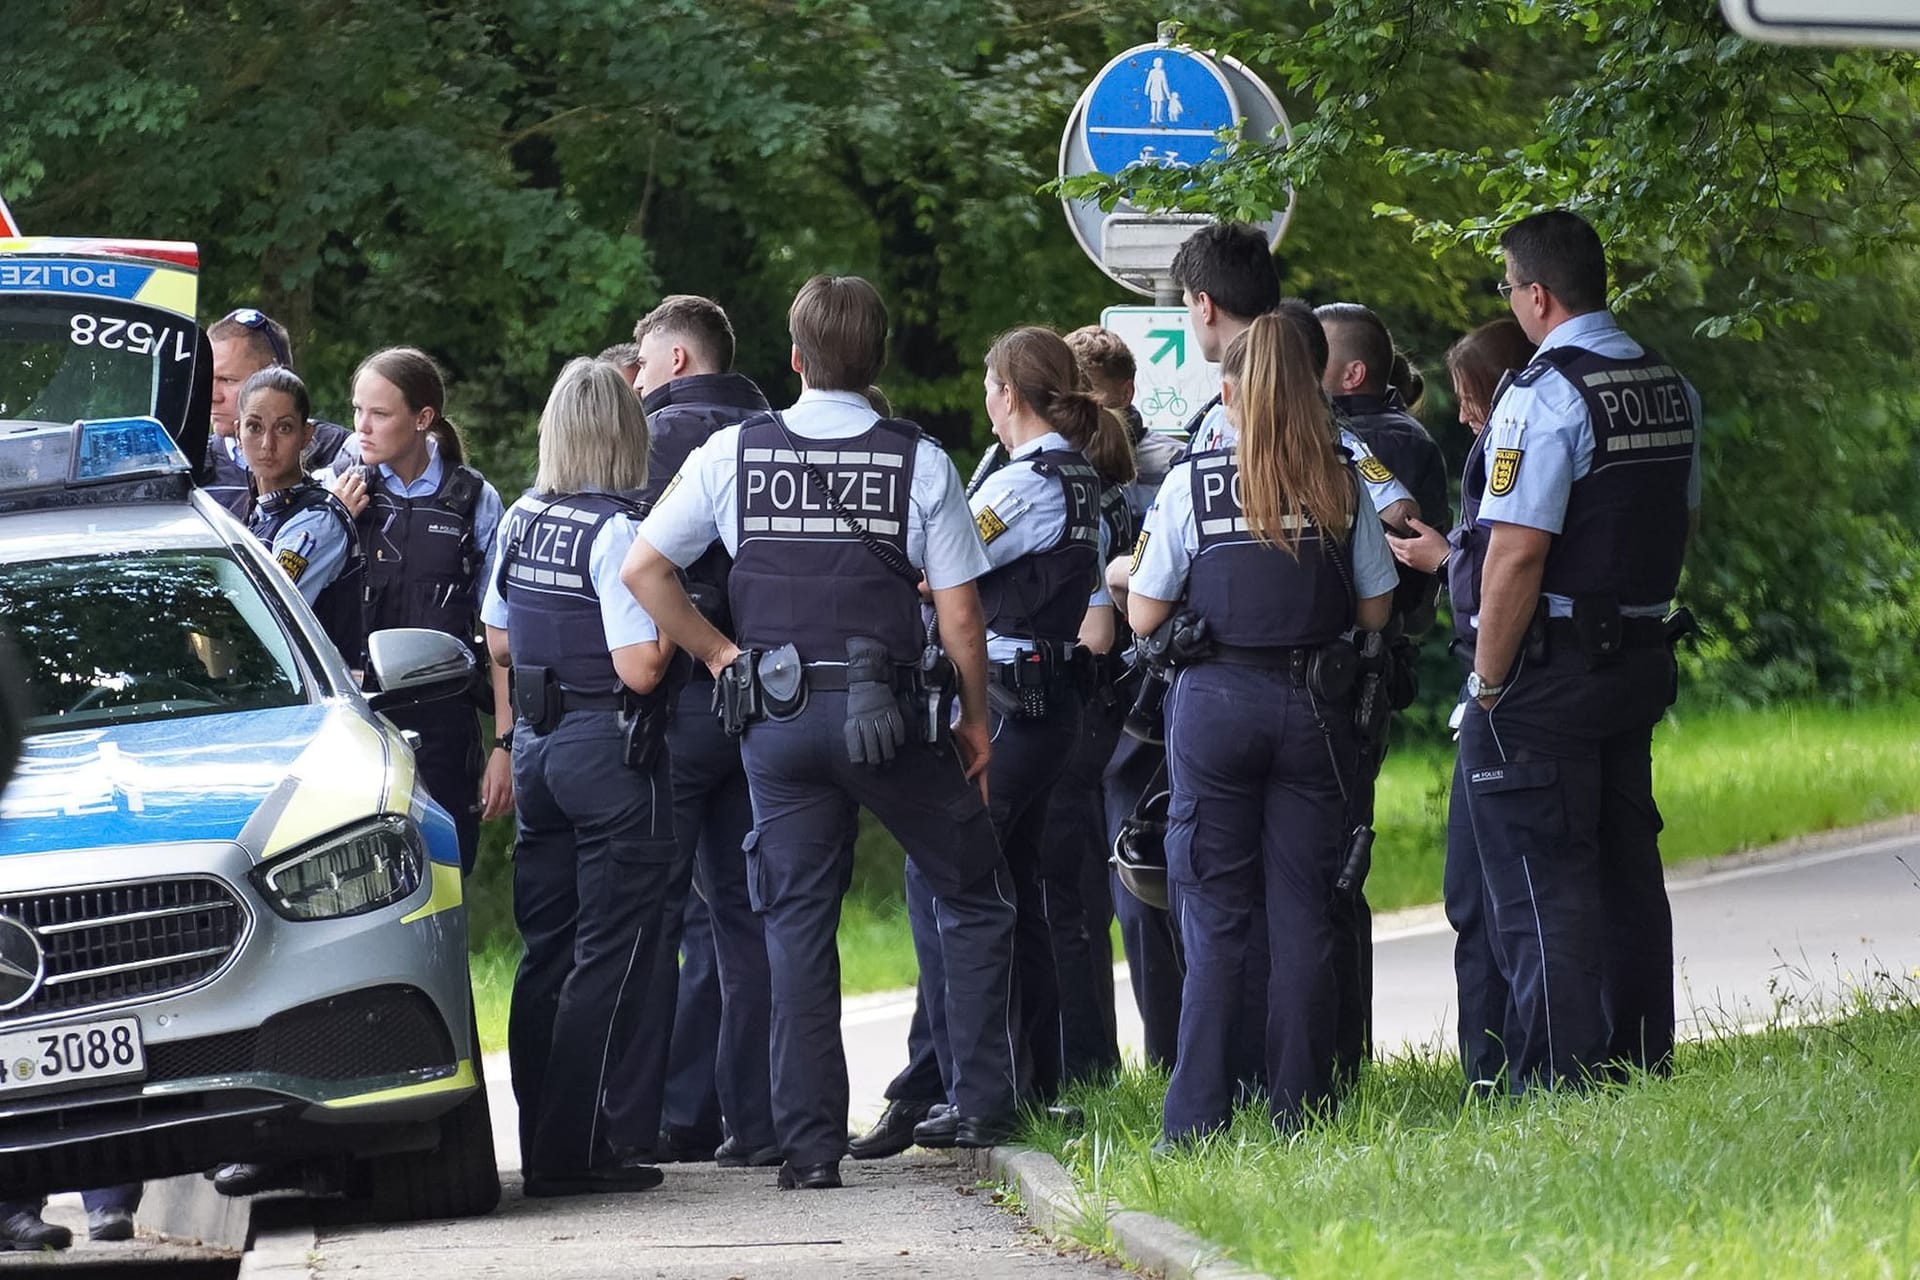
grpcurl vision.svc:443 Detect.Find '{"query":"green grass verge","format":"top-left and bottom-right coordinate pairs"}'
top-left (1022, 994), bottom-right (1920, 1278)
top-left (464, 699), bottom-right (1919, 1054)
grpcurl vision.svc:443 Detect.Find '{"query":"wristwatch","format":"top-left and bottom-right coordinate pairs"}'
top-left (494, 728), bottom-right (515, 753)
top-left (1466, 671), bottom-right (1506, 700)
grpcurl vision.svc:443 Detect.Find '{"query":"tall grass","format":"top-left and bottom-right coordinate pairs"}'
top-left (1026, 989), bottom-right (1920, 1278)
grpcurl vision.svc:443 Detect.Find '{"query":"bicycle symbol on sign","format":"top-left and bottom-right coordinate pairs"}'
top-left (1142, 387), bottom-right (1187, 419)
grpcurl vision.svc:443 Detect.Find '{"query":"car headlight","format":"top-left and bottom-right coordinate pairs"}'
top-left (251, 815), bottom-right (425, 921)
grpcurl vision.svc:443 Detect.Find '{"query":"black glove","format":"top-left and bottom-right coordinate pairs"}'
top-left (844, 636), bottom-right (907, 765)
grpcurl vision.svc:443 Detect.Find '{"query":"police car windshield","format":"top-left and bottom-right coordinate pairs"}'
top-left (0, 550), bottom-right (306, 730)
top-left (0, 296), bottom-right (193, 429)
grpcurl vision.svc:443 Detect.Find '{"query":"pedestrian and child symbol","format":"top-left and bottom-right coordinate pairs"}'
top-left (1082, 46), bottom-right (1238, 176)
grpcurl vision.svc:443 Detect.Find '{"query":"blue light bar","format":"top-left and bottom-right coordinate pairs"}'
top-left (70, 416), bottom-right (189, 485)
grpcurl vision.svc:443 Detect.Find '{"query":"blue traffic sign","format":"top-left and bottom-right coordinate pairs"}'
top-left (1081, 46), bottom-right (1239, 175)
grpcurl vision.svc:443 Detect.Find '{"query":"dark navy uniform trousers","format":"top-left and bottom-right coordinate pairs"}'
top-left (606, 679), bottom-right (772, 1155)
top-left (1458, 642), bottom-right (1676, 1091)
top-left (388, 699), bottom-right (484, 874)
top-left (1103, 731), bottom-right (1184, 1070)
top-left (1443, 681), bottom-right (1511, 1085)
top-left (741, 692), bottom-right (1018, 1166)
top-left (508, 709), bottom-right (675, 1176)
top-left (1163, 666), bottom-right (1353, 1139)
top-left (659, 894), bottom-right (724, 1140)
top-left (888, 696), bottom-right (1085, 1107)
top-left (1041, 689), bottom-right (1127, 1081)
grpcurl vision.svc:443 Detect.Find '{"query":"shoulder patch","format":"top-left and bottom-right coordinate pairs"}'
top-left (276, 548), bottom-right (310, 582)
top-left (1488, 448), bottom-right (1523, 497)
top-left (975, 505), bottom-right (1009, 544)
top-left (1129, 530), bottom-right (1150, 572)
top-left (1357, 456), bottom-right (1394, 485)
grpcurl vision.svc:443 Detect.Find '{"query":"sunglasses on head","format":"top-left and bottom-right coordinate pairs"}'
top-left (222, 307), bottom-right (293, 367)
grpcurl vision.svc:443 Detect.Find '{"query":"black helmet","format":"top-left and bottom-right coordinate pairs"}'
top-left (1111, 788), bottom-right (1171, 910)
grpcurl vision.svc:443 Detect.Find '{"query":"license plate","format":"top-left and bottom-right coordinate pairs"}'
top-left (0, 1017), bottom-right (145, 1098)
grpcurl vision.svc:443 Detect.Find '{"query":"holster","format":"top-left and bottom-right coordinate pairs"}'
top-left (1571, 593), bottom-right (1624, 666)
top-left (620, 689), bottom-right (669, 771)
top-left (913, 646), bottom-right (957, 745)
top-left (511, 665), bottom-right (561, 735)
top-left (1524, 597), bottom-right (1550, 664)
top-left (713, 649), bottom-right (764, 737)
top-left (1306, 638), bottom-right (1359, 704)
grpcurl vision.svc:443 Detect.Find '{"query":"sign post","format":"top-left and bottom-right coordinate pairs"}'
top-left (1058, 25), bottom-right (1292, 301)
top-left (1101, 305), bottom-right (1219, 436)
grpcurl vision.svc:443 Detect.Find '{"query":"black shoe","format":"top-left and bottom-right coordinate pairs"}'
top-left (0, 1210), bottom-right (72, 1252)
top-left (654, 1126), bottom-right (725, 1164)
top-left (714, 1136), bottom-right (783, 1168)
top-left (776, 1159), bottom-right (842, 1190)
top-left (523, 1159), bottom-right (665, 1198)
top-left (953, 1111), bottom-right (1020, 1149)
top-left (212, 1162), bottom-right (300, 1197)
top-left (850, 1098), bottom-right (941, 1160)
top-left (87, 1207), bottom-right (135, 1243)
top-left (910, 1103), bottom-right (960, 1150)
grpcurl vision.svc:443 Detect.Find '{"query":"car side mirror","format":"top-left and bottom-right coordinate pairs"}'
top-left (365, 629), bottom-right (477, 713)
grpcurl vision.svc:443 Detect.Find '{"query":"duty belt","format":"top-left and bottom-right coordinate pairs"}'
top-left (800, 661), bottom-right (918, 692)
top-left (1205, 642), bottom-right (1316, 677)
top-left (556, 688), bottom-right (631, 714)
top-left (1545, 616), bottom-right (1668, 650)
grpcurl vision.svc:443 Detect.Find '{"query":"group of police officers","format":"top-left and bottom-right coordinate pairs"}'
top-left (0, 205), bottom-right (1703, 1245)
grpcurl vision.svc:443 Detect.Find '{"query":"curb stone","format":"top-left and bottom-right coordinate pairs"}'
top-left (961, 1146), bottom-right (1271, 1280)
top-left (236, 1201), bottom-right (317, 1279)
top-left (136, 1173), bottom-right (250, 1251)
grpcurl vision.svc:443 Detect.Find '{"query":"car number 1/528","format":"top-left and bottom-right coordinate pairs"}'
top-left (0, 1017), bottom-right (145, 1097)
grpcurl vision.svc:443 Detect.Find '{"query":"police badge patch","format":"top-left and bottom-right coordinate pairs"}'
top-left (277, 548), bottom-right (310, 581)
top-left (1357, 456), bottom-right (1394, 485)
top-left (1130, 530), bottom-right (1150, 572)
top-left (975, 506), bottom-right (1008, 544)
top-left (1489, 448), bottom-right (1523, 497)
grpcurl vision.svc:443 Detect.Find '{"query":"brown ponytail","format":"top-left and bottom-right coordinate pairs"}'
top-left (985, 326), bottom-right (1101, 450)
top-left (1221, 311), bottom-right (1355, 554)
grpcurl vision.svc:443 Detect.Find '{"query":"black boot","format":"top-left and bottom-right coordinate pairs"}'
top-left (0, 1208), bottom-right (72, 1252)
top-left (849, 1098), bottom-right (939, 1160)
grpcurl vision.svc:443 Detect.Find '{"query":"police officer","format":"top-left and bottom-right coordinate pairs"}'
top-left (1317, 302), bottom-right (1451, 634)
top-left (479, 357), bottom-right (680, 1195)
top-left (603, 296), bottom-right (779, 1169)
top-left (870, 327), bottom-right (1107, 1150)
top-left (1389, 317), bottom-right (1537, 1087)
top-left (236, 368), bottom-right (365, 662)
top-left (337, 347), bottom-right (509, 874)
top-left (1129, 309), bottom-right (1398, 1141)
top-left (201, 309), bottom-right (350, 517)
top-left (624, 275), bottom-right (1019, 1190)
top-left (1451, 210), bottom-right (1699, 1091)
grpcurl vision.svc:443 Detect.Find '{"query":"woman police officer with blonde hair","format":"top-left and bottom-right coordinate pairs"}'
top-left (480, 358), bottom-right (681, 1197)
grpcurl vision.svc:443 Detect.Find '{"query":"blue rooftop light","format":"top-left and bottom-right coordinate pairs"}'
top-left (71, 416), bottom-right (188, 485)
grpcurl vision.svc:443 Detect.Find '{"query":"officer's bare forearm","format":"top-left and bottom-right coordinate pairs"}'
top-left (1078, 604), bottom-right (1115, 655)
top-left (621, 538), bottom-right (736, 673)
top-left (1128, 592), bottom-right (1174, 638)
top-left (489, 654), bottom-right (513, 737)
top-left (1473, 523), bottom-right (1553, 684)
top-left (1105, 554), bottom-right (1132, 614)
top-left (931, 581), bottom-right (990, 726)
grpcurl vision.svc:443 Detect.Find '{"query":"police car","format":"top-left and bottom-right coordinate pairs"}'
top-left (0, 233), bottom-right (499, 1219)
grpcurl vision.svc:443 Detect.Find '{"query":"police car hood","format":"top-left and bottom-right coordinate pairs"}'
top-left (0, 703), bottom-right (411, 861)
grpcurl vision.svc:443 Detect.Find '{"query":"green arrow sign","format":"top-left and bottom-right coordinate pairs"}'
top-left (1147, 328), bottom-right (1186, 367)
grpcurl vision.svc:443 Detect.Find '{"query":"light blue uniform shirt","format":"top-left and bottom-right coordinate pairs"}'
top-left (1478, 310), bottom-right (1702, 618)
top-left (1189, 404), bottom-right (1413, 516)
top-left (260, 502), bottom-right (350, 607)
top-left (1132, 455), bottom-right (1400, 606)
top-left (640, 388), bottom-right (992, 591)
top-left (969, 431), bottom-right (1111, 662)
top-left (372, 438), bottom-right (506, 602)
top-left (480, 494), bottom-right (660, 649)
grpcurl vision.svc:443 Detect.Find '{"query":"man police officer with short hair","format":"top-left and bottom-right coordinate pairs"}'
top-left (622, 275), bottom-right (1020, 1189)
top-left (1456, 209), bottom-right (1700, 1092)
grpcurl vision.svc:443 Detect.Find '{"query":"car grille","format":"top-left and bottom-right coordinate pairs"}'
top-left (144, 986), bottom-right (455, 1082)
top-left (0, 877), bottom-right (246, 1020)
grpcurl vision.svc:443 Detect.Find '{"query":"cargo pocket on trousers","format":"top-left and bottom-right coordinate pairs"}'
top-left (1465, 759), bottom-right (1565, 845)
top-left (741, 829), bottom-right (766, 914)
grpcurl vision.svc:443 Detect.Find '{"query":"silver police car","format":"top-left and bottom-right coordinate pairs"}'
top-left (0, 237), bottom-right (498, 1219)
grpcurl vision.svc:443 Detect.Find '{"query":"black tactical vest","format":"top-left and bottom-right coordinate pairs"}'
top-left (728, 412), bottom-right (924, 664)
top-left (357, 461), bottom-right (486, 661)
top-left (1448, 430), bottom-right (1493, 646)
top-left (1526, 346), bottom-right (1695, 606)
top-left (1184, 448), bottom-right (1354, 648)
top-left (497, 492), bottom-right (641, 696)
top-left (977, 448), bottom-right (1103, 645)
top-left (248, 480), bottom-right (367, 663)
top-left (201, 438), bottom-right (251, 518)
